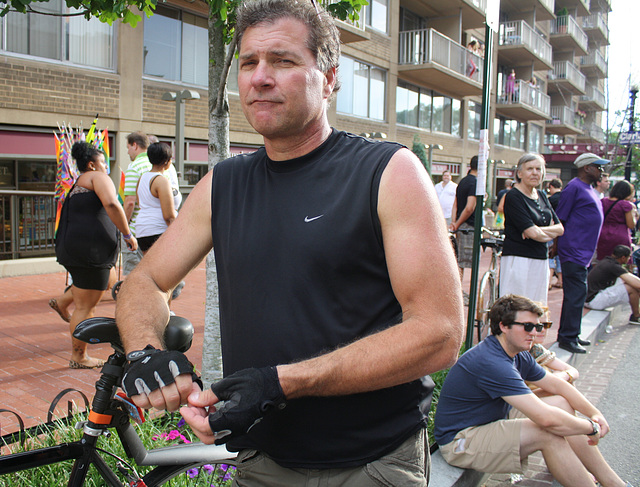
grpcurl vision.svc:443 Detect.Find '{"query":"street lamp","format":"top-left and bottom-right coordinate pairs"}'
top-left (424, 143), bottom-right (443, 174)
top-left (162, 89), bottom-right (201, 187)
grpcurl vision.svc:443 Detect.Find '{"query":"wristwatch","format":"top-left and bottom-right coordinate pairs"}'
top-left (586, 418), bottom-right (600, 436)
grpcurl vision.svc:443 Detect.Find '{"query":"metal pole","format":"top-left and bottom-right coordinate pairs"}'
top-left (465, 22), bottom-right (494, 350)
top-left (624, 88), bottom-right (637, 182)
top-left (175, 95), bottom-right (186, 187)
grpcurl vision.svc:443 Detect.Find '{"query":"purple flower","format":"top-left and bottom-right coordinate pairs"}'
top-left (187, 468), bottom-right (199, 478)
top-left (202, 464), bottom-right (215, 474)
top-left (177, 418), bottom-right (186, 428)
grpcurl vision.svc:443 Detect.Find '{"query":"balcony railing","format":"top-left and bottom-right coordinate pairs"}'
top-left (549, 60), bottom-right (586, 93)
top-left (551, 15), bottom-right (588, 53)
top-left (398, 28), bottom-right (484, 83)
top-left (582, 13), bottom-right (609, 42)
top-left (580, 84), bottom-right (606, 109)
top-left (0, 191), bottom-right (56, 260)
top-left (465, 0), bottom-right (487, 13)
top-left (580, 123), bottom-right (606, 143)
top-left (548, 106), bottom-right (577, 128)
top-left (499, 20), bottom-right (553, 67)
top-left (498, 80), bottom-right (551, 115)
top-left (581, 50), bottom-right (608, 76)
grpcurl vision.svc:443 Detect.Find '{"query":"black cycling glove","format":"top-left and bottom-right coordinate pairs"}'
top-left (122, 345), bottom-right (197, 398)
top-left (208, 367), bottom-right (287, 445)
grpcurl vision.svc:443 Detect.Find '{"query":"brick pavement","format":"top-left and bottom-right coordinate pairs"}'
top-left (0, 261), bottom-right (207, 436)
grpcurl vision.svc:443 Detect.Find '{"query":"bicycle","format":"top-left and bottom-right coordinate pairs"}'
top-left (474, 227), bottom-right (504, 343)
top-left (0, 316), bottom-right (237, 486)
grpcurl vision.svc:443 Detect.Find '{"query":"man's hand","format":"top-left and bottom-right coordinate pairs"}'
top-left (122, 346), bottom-right (197, 411)
top-left (181, 367), bottom-right (287, 445)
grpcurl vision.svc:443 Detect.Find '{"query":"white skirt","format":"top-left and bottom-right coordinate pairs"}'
top-left (499, 255), bottom-right (549, 306)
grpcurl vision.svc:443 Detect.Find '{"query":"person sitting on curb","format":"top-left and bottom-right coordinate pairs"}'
top-left (434, 294), bottom-right (632, 487)
top-left (585, 244), bottom-right (640, 324)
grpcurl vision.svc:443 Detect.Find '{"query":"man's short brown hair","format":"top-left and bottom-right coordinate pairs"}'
top-left (489, 294), bottom-right (544, 336)
top-left (126, 131), bottom-right (149, 150)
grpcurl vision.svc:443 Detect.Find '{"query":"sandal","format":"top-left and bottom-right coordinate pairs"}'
top-left (69, 360), bottom-right (105, 370)
top-left (552, 283), bottom-right (563, 289)
top-left (49, 298), bottom-right (71, 323)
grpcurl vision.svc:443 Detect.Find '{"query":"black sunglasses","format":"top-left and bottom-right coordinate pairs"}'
top-left (510, 322), bottom-right (544, 332)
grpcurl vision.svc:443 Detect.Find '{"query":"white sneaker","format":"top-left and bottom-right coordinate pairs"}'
top-left (629, 314), bottom-right (640, 325)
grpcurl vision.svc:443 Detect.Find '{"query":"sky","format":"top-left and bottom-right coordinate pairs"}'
top-left (604, 0), bottom-right (640, 132)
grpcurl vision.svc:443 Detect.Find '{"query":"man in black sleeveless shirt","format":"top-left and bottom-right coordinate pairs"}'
top-left (115, 0), bottom-right (463, 484)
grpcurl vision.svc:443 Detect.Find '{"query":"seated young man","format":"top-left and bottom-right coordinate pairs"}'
top-left (586, 245), bottom-right (640, 324)
top-left (434, 294), bottom-right (631, 487)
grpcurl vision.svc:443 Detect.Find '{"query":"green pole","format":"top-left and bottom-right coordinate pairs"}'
top-left (465, 22), bottom-right (495, 350)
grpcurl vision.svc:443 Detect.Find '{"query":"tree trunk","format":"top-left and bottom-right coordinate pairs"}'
top-left (202, 11), bottom-right (232, 387)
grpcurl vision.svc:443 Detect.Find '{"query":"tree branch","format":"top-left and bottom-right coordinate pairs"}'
top-left (216, 32), bottom-right (238, 115)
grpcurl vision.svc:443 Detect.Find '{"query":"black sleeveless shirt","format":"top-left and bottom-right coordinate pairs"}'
top-left (210, 130), bottom-right (434, 468)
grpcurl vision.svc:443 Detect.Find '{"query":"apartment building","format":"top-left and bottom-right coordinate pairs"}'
top-left (0, 0), bottom-right (610, 260)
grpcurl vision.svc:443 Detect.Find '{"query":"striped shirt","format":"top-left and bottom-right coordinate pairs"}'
top-left (124, 153), bottom-right (151, 234)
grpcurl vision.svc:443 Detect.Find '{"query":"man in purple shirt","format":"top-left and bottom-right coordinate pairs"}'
top-left (555, 153), bottom-right (608, 353)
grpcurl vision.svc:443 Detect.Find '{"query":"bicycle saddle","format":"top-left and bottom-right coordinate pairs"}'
top-left (73, 316), bottom-right (194, 354)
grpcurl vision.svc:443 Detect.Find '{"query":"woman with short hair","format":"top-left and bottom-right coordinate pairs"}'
top-left (499, 153), bottom-right (564, 305)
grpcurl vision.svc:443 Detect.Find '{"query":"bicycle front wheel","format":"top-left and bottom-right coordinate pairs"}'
top-left (143, 462), bottom-right (235, 486)
top-left (476, 272), bottom-right (495, 344)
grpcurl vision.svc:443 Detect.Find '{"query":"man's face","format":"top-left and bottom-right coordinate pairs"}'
top-left (584, 164), bottom-right (604, 184)
top-left (501, 310), bottom-right (539, 354)
top-left (127, 142), bottom-right (138, 162)
top-left (237, 17), bottom-right (335, 141)
top-left (442, 172), bottom-right (451, 184)
top-left (598, 175), bottom-right (610, 192)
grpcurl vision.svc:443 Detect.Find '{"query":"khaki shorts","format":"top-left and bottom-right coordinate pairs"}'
top-left (439, 409), bottom-right (527, 474)
top-left (232, 429), bottom-right (430, 487)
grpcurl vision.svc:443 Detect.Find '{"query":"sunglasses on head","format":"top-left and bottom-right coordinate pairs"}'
top-left (511, 322), bottom-right (545, 332)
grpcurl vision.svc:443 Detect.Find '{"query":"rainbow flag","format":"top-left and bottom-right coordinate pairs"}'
top-left (117, 170), bottom-right (126, 206)
top-left (53, 116), bottom-right (112, 234)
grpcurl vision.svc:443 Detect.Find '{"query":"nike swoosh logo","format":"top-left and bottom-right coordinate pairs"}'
top-left (304, 215), bottom-right (324, 223)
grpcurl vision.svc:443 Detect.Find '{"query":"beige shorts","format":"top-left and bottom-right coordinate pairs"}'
top-left (439, 409), bottom-right (528, 474)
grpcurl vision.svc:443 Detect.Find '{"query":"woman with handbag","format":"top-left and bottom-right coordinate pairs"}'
top-left (596, 180), bottom-right (637, 261)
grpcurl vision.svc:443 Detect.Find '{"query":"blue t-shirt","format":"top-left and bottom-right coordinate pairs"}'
top-left (555, 178), bottom-right (603, 266)
top-left (434, 335), bottom-right (546, 446)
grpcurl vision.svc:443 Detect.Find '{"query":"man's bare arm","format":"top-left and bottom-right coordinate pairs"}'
top-left (450, 195), bottom-right (476, 232)
top-left (115, 172), bottom-right (214, 410)
top-left (277, 148), bottom-right (464, 398)
top-left (124, 194), bottom-right (137, 221)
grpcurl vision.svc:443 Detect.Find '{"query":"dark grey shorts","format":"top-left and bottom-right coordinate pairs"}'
top-left (231, 429), bottom-right (430, 487)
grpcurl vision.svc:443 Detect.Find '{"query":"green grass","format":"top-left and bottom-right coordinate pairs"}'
top-left (0, 411), bottom-right (235, 486)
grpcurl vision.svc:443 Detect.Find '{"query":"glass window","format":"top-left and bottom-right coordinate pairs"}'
top-left (528, 124), bottom-right (542, 153)
top-left (418, 91), bottom-right (431, 129)
top-left (0, 161), bottom-right (15, 189)
top-left (366, 0), bottom-right (388, 33)
top-left (468, 101), bottom-right (481, 140)
top-left (17, 161), bottom-right (56, 191)
top-left (337, 56), bottom-right (386, 121)
top-left (143, 6), bottom-right (208, 86)
top-left (396, 85), bottom-right (419, 126)
top-left (452, 99), bottom-right (461, 137)
top-left (395, 82), bottom-right (459, 134)
top-left (1, 0), bottom-right (114, 69)
top-left (432, 95), bottom-right (444, 132)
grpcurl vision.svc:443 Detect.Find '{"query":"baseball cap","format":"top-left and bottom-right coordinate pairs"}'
top-left (574, 152), bottom-right (609, 168)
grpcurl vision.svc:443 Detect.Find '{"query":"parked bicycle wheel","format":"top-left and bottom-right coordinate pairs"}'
top-left (111, 280), bottom-right (123, 301)
top-left (476, 272), bottom-right (495, 343)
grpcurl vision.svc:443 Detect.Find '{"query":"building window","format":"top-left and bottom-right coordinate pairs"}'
top-left (144, 6), bottom-right (208, 86)
top-left (366, 0), bottom-right (388, 33)
top-left (494, 116), bottom-right (525, 149)
top-left (528, 124), bottom-right (542, 153)
top-left (468, 100), bottom-right (482, 140)
top-left (337, 56), bottom-right (387, 121)
top-left (0, 0), bottom-right (114, 69)
top-left (395, 82), bottom-right (460, 136)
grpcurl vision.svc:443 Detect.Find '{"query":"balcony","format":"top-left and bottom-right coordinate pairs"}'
top-left (580, 50), bottom-right (608, 78)
top-left (496, 80), bottom-right (551, 121)
top-left (550, 16), bottom-right (588, 56)
top-left (400, 0), bottom-right (487, 28)
top-left (498, 21), bottom-right (553, 70)
top-left (326, 0), bottom-right (370, 43)
top-left (554, 0), bottom-right (590, 17)
top-left (546, 106), bottom-right (583, 135)
top-left (577, 123), bottom-right (606, 143)
top-left (398, 28), bottom-right (483, 97)
top-left (548, 60), bottom-right (586, 95)
top-left (582, 13), bottom-right (609, 45)
top-left (579, 84), bottom-right (606, 111)
top-left (500, 0), bottom-right (555, 21)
